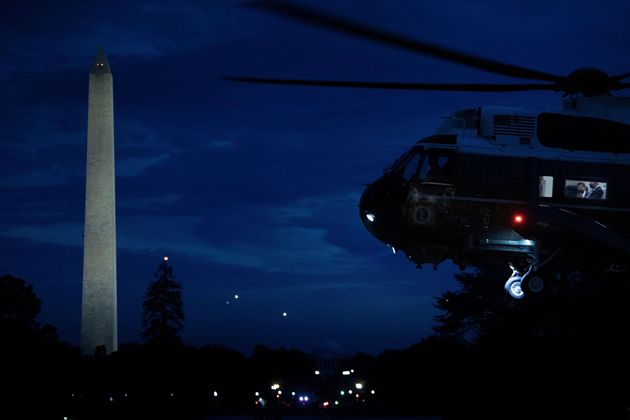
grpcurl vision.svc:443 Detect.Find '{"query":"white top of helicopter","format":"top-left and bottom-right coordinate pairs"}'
top-left (430, 97), bottom-right (630, 164)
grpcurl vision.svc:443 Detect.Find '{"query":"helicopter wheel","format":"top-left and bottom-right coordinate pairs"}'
top-left (504, 275), bottom-right (525, 299)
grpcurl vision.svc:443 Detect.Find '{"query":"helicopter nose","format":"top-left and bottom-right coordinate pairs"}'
top-left (359, 180), bottom-right (388, 226)
top-left (358, 173), bottom-right (409, 244)
top-left (359, 183), bottom-right (377, 224)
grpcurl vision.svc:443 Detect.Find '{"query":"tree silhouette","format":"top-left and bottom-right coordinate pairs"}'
top-left (0, 274), bottom-right (42, 326)
top-left (430, 266), bottom-right (630, 417)
top-left (141, 259), bottom-right (184, 346)
top-left (433, 265), bottom-right (630, 351)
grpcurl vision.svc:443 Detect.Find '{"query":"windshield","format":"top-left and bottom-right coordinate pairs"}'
top-left (386, 146), bottom-right (453, 184)
top-left (384, 146), bottom-right (422, 173)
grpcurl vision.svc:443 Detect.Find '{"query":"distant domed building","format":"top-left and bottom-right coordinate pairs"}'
top-left (312, 340), bottom-right (347, 376)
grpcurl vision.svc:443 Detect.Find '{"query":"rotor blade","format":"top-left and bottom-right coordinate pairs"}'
top-left (245, 1), bottom-right (564, 84)
top-left (225, 76), bottom-right (558, 92)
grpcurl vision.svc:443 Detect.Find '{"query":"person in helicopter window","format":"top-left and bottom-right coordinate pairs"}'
top-left (576, 182), bottom-right (587, 198)
top-left (426, 153), bottom-right (451, 182)
top-left (586, 181), bottom-right (604, 199)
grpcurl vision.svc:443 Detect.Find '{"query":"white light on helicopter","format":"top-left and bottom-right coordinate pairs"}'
top-left (366, 213), bottom-right (375, 222)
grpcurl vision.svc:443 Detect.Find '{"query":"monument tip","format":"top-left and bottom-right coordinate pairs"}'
top-left (91, 47), bottom-right (111, 74)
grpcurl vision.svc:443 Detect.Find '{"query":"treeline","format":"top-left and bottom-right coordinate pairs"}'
top-left (2, 269), bottom-right (630, 419)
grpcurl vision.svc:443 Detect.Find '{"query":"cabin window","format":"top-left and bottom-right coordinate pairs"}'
top-left (564, 179), bottom-right (607, 200)
top-left (539, 176), bottom-right (553, 198)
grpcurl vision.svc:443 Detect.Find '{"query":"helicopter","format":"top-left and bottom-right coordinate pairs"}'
top-left (227, 1), bottom-right (630, 298)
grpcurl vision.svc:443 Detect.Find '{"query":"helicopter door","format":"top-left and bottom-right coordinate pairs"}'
top-left (418, 148), bottom-right (454, 184)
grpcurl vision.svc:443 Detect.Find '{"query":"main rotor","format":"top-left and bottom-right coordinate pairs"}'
top-left (228, 1), bottom-right (630, 97)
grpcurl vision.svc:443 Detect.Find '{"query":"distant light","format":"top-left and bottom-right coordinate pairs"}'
top-left (391, 246), bottom-right (396, 254)
top-left (299, 396), bottom-right (304, 402)
top-left (163, 256), bottom-right (169, 261)
top-left (342, 370), bottom-right (351, 376)
top-left (234, 294), bottom-right (239, 299)
top-left (255, 392), bottom-right (259, 396)
top-left (348, 390), bottom-right (353, 394)
top-left (355, 383), bottom-right (363, 390)
top-left (213, 391), bottom-right (218, 397)
top-left (109, 396), bottom-right (114, 402)
top-left (340, 390), bottom-right (345, 396)
top-left (350, 369), bottom-right (355, 373)
top-left (226, 301), bottom-right (230, 305)
top-left (335, 401), bottom-right (339, 406)
top-left (291, 392), bottom-right (296, 396)
top-left (277, 390), bottom-right (282, 395)
top-left (314, 370), bottom-right (320, 375)
top-left (371, 390), bottom-right (375, 395)
top-left (282, 312), bottom-right (287, 317)
top-left (366, 213), bottom-right (375, 222)
top-left (304, 396), bottom-right (309, 402)
top-left (271, 384), bottom-right (280, 391)
top-left (323, 401), bottom-right (330, 407)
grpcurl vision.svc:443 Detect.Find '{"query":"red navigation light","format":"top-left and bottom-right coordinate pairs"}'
top-left (513, 213), bottom-right (525, 225)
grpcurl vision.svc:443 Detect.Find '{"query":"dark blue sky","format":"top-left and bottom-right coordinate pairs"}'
top-left (1, 0), bottom-right (628, 355)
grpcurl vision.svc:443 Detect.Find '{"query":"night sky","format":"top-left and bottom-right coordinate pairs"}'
top-left (2, 0), bottom-right (629, 355)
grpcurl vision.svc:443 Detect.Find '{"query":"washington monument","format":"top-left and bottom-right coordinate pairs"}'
top-left (81, 48), bottom-right (117, 354)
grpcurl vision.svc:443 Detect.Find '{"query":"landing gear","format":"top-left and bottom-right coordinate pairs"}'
top-left (504, 248), bottom-right (561, 298)
top-left (504, 265), bottom-right (545, 299)
top-left (522, 275), bottom-right (545, 293)
top-left (504, 264), bottom-right (530, 299)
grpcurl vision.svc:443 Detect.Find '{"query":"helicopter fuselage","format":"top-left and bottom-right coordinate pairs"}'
top-left (359, 104), bottom-right (630, 272)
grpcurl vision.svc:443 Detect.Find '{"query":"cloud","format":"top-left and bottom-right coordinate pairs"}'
top-left (118, 194), bottom-right (183, 211)
top-left (2, 223), bottom-right (84, 248)
top-left (117, 153), bottom-right (171, 177)
top-left (207, 140), bottom-right (235, 149)
top-left (267, 192), bottom-right (359, 221)
top-left (1, 195), bottom-right (364, 276)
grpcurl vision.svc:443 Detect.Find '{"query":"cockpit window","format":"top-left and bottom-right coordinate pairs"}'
top-left (403, 152), bottom-right (421, 180)
top-left (385, 146), bottom-right (453, 183)
top-left (418, 149), bottom-right (453, 182)
top-left (384, 147), bottom-right (421, 173)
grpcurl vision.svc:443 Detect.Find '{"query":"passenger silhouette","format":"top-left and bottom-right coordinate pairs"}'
top-left (586, 182), bottom-right (604, 199)
top-left (576, 182), bottom-right (587, 198)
